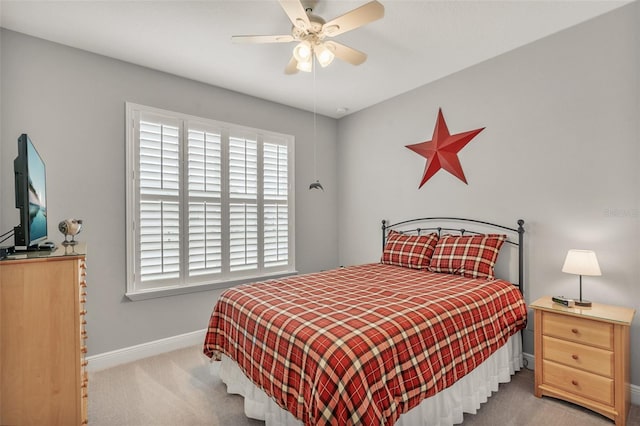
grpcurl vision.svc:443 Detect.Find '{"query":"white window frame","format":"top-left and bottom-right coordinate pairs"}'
top-left (125, 103), bottom-right (296, 300)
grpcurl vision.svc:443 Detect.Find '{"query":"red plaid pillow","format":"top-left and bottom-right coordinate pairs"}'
top-left (381, 231), bottom-right (439, 269)
top-left (429, 234), bottom-right (507, 279)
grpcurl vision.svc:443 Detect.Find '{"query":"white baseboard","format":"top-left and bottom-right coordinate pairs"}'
top-left (522, 351), bottom-right (534, 371)
top-left (86, 328), bottom-right (207, 372)
top-left (522, 351), bottom-right (640, 406)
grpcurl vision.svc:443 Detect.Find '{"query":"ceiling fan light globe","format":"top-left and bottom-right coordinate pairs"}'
top-left (293, 41), bottom-right (313, 62)
top-left (296, 58), bottom-right (313, 72)
top-left (315, 45), bottom-right (335, 67)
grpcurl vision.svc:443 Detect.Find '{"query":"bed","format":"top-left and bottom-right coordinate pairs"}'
top-left (203, 217), bottom-right (527, 426)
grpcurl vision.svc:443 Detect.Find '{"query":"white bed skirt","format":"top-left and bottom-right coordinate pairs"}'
top-left (212, 332), bottom-right (522, 426)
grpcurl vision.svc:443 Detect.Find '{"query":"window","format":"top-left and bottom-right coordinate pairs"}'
top-left (125, 103), bottom-right (295, 299)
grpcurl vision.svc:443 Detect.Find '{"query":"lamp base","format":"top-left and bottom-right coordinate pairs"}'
top-left (575, 299), bottom-right (592, 307)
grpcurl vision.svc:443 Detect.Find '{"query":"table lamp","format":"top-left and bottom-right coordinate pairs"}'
top-left (561, 249), bottom-right (601, 307)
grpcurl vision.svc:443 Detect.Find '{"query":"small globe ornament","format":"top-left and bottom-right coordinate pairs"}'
top-left (59, 219), bottom-right (83, 246)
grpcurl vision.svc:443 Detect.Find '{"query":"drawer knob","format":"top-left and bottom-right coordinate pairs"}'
top-left (571, 354), bottom-right (579, 360)
top-left (571, 328), bottom-right (579, 334)
top-left (571, 380), bottom-right (578, 386)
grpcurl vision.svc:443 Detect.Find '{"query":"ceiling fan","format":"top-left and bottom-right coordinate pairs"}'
top-left (232, 0), bottom-right (385, 74)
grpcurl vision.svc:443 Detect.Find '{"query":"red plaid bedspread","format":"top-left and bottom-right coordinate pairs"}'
top-left (203, 263), bottom-right (527, 425)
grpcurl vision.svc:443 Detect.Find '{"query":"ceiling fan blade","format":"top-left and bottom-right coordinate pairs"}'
top-left (232, 35), bottom-right (295, 44)
top-left (279, 0), bottom-right (311, 31)
top-left (321, 1), bottom-right (384, 37)
top-left (326, 41), bottom-right (367, 65)
top-left (285, 56), bottom-right (299, 74)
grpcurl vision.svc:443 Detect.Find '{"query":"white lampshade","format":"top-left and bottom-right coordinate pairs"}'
top-left (562, 249), bottom-right (602, 276)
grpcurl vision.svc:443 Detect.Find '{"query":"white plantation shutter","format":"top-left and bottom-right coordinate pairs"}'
top-left (229, 135), bottom-right (258, 198)
top-left (139, 121), bottom-right (180, 195)
top-left (188, 202), bottom-right (222, 275)
top-left (264, 142), bottom-right (288, 200)
top-left (229, 135), bottom-right (258, 272)
top-left (138, 120), bottom-right (181, 281)
top-left (229, 203), bottom-right (258, 271)
top-left (264, 204), bottom-right (288, 267)
top-left (126, 103), bottom-right (294, 298)
top-left (188, 129), bottom-right (222, 276)
top-left (263, 142), bottom-right (289, 267)
top-left (139, 200), bottom-right (180, 280)
top-left (188, 129), bottom-right (221, 196)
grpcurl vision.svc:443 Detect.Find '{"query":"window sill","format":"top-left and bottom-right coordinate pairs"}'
top-left (125, 270), bottom-right (298, 301)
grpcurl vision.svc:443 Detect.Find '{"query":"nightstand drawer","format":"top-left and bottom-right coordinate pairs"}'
top-left (542, 360), bottom-right (613, 405)
top-left (543, 335), bottom-right (613, 377)
top-left (542, 311), bottom-right (612, 350)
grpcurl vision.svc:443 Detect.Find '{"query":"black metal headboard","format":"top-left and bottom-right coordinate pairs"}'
top-left (382, 217), bottom-right (525, 294)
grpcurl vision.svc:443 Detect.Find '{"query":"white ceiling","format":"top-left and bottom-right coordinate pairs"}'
top-left (0, 0), bottom-right (630, 118)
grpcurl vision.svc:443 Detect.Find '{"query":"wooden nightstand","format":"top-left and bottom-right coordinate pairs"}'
top-left (531, 296), bottom-right (635, 426)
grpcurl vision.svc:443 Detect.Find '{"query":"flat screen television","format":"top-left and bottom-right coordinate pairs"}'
top-left (13, 134), bottom-right (48, 250)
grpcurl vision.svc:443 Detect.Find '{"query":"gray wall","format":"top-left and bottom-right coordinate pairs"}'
top-left (337, 3), bottom-right (640, 386)
top-left (0, 29), bottom-right (339, 355)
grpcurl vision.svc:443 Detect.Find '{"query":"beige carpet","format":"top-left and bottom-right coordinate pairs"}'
top-left (89, 345), bottom-right (640, 426)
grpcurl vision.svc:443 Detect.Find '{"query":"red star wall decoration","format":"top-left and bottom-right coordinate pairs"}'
top-left (406, 109), bottom-right (484, 188)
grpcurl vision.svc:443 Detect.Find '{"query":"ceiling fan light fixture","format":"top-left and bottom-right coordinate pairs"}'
top-left (296, 57), bottom-right (313, 72)
top-left (293, 41), bottom-right (313, 63)
top-left (315, 43), bottom-right (335, 67)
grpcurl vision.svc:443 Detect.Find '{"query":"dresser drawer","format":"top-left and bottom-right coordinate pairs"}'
top-left (543, 335), bottom-right (613, 377)
top-left (542, 360), bottom-right (614, 405)
top-left (542, 311), bottom-right (612, 350)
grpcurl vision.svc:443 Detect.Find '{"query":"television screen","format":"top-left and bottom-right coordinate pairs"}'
top-left (14, 134), bottom-right (48, 249)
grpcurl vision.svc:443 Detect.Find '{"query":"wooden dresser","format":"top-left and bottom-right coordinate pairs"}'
top-left (531, 296), bottom-right (635, 426)
top-left (1, 244), bottom-right (88, 425)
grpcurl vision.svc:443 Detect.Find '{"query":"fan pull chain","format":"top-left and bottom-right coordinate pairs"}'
top-left (310, 59), bottom-right (324, 191)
